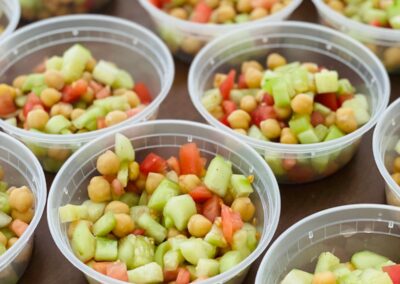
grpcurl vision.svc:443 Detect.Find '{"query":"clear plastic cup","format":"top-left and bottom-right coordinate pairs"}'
top-left (312, 0), bottom-right (400, 73)
top-left (0, 132), bottom-right (46, 283)
top-left (189, 21), bottom-right (390, 184)
top-left (373, 98), bottom-right (400, 207)
top-left (138, 0), bottom-right (302, 62)
top-left (0, 15), bottom-right (174, 173)
top-left (255, 204), bottom-right (400, 283)
top-left (0, 0), bottom-right (20, 42)
top-left (47, 119), bottom-right (281, 284)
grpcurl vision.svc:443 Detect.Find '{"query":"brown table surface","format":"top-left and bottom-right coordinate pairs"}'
top-left (16, 0), bottom-right (400, 283)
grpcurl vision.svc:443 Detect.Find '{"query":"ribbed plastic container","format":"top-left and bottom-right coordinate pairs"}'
top-left (20, 0), bottom-right (110, 21)
top-left (256, 204), bottom-right (400, 283)
top-left (138, 0), bottom-right (302, 62)
top-left (0, 0), bottom-right (20, 42)
top-left (47, 119), bottom-right (281, 284)
top-left (373, 98), bottom-right (400, 207)
top-left (189, 21), bottom-right (390, 184)
top-left (0, 15), bottom-right (174, 173)
top-left (0, 132), bottom-right (46, 283)
top-left (312, 0), bottom-right (400, 73)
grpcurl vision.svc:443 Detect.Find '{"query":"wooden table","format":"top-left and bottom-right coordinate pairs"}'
top-left (18, 1), bottom-right (400, 283)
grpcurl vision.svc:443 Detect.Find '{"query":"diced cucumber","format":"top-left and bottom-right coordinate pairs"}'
top-left (0, 228), bottom-right (15, 239)
top-left (119, 235), bottom-right (154, 269)
top-left (281, 269), bottom-right (313, 284)
top-left (112, 69), bottom-right (134, 89)
top-left (163, 194), bottom-right (197, 231)
top-left (137, 212), bottom-right (167, 244)
top-left (0, 243), bottom-right (6, 256)
top-left (46, 56), bottom-right (63, 71)
top-left (62, 44), bottom-right (92, 83)
top-left (154, 241), bottom-right (171, 267)
top-left (0, 182), bottom-right (7, 193)
top-left (45, 115), bottom-right (72, 134)
top-left (119, 192), bottom-right (139, 207)
top-left (289, 115), bottom-right (312, 135)
top-left (168, 235), bottom-right (187, 251)
top-left (92, 211), bottom-right (116, 236)
top-left (338, 79), bottom-right (355, 95)
top-left (229, 89), bottom-right (259, 104)
top-left (298, 128), bottom-right (320, 144)
top-left (291, 68), bottom-right (309, 93)
top-left (231, 223), bottom-right (258, 258)
top-left (248, 125), bottom-right (268, 141)
top-left (311, 155), bottom-right (330, 174)
top-left (82, 200), bottom-right (106, 223)
top-left (139, 191), bottom-right (149, 206)
top-left (196, 258), bottom-right (220, 278)
top-left (313, 102), bottom-right (331, 116)
top-left (264, 153), bottom-right (285, 176)
top-left (271, 78), bottom-right (291, 107)
top-left (59, 204), bottom-right (88, 223)
top-left (15, 96), bottom-right (27, 108)
top-left (117, 161), bottom-right (129, 187)
top-left (219, 251), bottom-right (243, 273)
top-left (315, 71), bottom-right (339, 93)
top-left (204, 222), bottom-right (228, 248)
top-left (351, 251), bottom-right (389, 270)
top-left (93, 95), bottom-right (130, 112)
top-left (202, 89), bottom-right (222, 112)
top-left (314, 124), bottom-right (328, 141)
top-left (235, 13), bottom-right (250, 23)
top-left (180, 238), bottom-right (216, 265)
top-left (324, 125), bottom-right (345, 141)
top-left (94, 237), bottom-right (118, 261)
top-left (71, 221), bottom-right (96, 262)
top-left (93, 60), bottom-right (120, 86)
top-left (0, 193), bottom-right (10, 214)
top-left (72, 107), bottom-right (106, 129)
top-left (332, 263), bottom-right (352, 279)
top-left (275, 62), bottom-right (301, 73)
top-left (163, 249), bottom-right (184, 271)
top-left (127, 262), bottom-right (164, 284)
top-left (360, 268), bottom-right (392, 284)
top-left (315, 252), bottom-right (340, 273)
top-left (148, 179), bottom-right (180, 211)
top-left (22, 74), bottom-right (45, 92)
top-left (362, 9), bottom-right (388, 25)
top-left (204, 156), bottom-right (232, 197)
top-left (130, 205), bottom-right (151, 222)
top-left (230, 175), bottom-right (254, 199)
top-left (0, 211), bottom-right (12, 228)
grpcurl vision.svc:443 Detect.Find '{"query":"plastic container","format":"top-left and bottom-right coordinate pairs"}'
top-left (47, 119), bottom-right (281, 284)
top-left (0, 15), bottom-right (174, 173)
top-left (0, 0), bottom-right (20, 42)
top-left (312, 0), bottom-right (400, 73)
top-left (373, 98), bottom-right (400, 207)
top-left (0, 132), bottom-right (46, 283)
top-left (256, 204), bottom-right (400, 283)
top-left (138, 0), bottom-right (302, 62)
top-left (189, 21), bottom-right (390, 184)
top-left (20, 0), bottom-right (110, 21)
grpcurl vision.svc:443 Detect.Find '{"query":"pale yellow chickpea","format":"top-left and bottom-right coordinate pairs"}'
top-left (267, 53), bottom-right (287, 70)
top-left (234, 128), bottom-right (247, 135)
top-left (0, 232), bottom-right (7, 246)
top-left (237, 0), bottom-right (252, 13)
top-left (128, 161), bottom-right (140, 181)
top-left (105, 110), bottom-right (128, 127)
top-left (11, 208), bottom-right (34, 224)
top-left (124, 91), bottom-right (140, 108)
top-left (312, 271), bottom-right (336, 284)
top-left (274, 106), bottom-right (292, 120)
top-left (393, 157), bottom-right (400, 173)
top-left (228, 109), bottom-right (251, 130)
top-left (240, 95), bottom-right (257, 113)
top-left (250, 7), bottom-right (268, 20)
top-left (0, 84), bottom-right (16, 99)
top-left (325, 112), bottom-right (336, 127)
top-left (9, 186), bottom-right (34, 213)
top-left (70, 108), bottom-right (85, 121)
top-left (214, 73), bottom-right (228, 88)
top-left (44, 70), bottom-right (65, 90)
top-left (383, 47), bottom-right (400, 71)
top-left (301, 62), bottom-right (319, 73)
top-left (47, 147), bottom-right (71, 161)
top-left (145, 172), bottom-right (165, 194)
top-left (216, 5), bottom-right (236, 23)
top-left (188, 214), bottom-right (212, 237)
top-left (85, 57), bottom-right (97, 72)
top-left (26, 109), bottom-right (49, 130)
top-left (335, 107), bottom-right (357, 134)
top-left (211, 105), bottom-right (224, 120)
top-left (13, 75), bottom-right (27, 90)
top-left (82, 71), bottom-right (93, 82)
top-left (280, 127), bottom-right (298, 144)
top-left (50, 102), bottom-right (73, 119)
top-left (327, 0), bottom-right (345, 12)
top-left (96, 150), bottom-right (120, 176)
top-left (170, 8), bottom-right (188, 20)
top-left (260, 118), bottom-right (281, 139)
top-left (135, 173), bottom-right (147, 191)
top-left (241, 61), bottom-right (264, 75)
top-left (245, 67), bottom-right (263, 88)
top-left (205, 0), bottom-right (219, 8)
top-left (88, 176), bottom-right (112, 203)
top-left (291, 94), bottom-right (313, 115)
top-left (167, 228), bottom-right (180, 238)
top-left (7, 237), bottom-right (18, 249)
top-left (179, 174), bottom-right (202, 193)
top-left (231, 197), bottom-right (255, 222)
top-left (181, 37), bottom-right (203, 55)
top-left (105, 201), bottom-right (130, 214)
top-left (40, 88), bottom-right (62, 107)
top-left (392, 173), bottom-right (400, 185)
top-left (113, 213), bottom-right (135, 238)
top-left (271, 2), bottom-right (285, 13)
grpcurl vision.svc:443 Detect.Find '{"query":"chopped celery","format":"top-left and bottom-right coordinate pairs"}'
top-left (230, 175), bottom-right (254, 198)
top-left (95, 237), bottom-right (118, 261)
top-left (137, 212), bottom-right (167, 244)
top-left (163, 194), bottom-right (197, 231)
top-left (92, 211), bottom-right (116, 236)
top-left (180, 238), bottom-right (216, 265)
top-left (45, 115), bottom-right (72, 134)
top-left (219, 251), bottom-right (243, 273)
top-left (148, 179), bottom-right (180, 211)
top-left (59, 204), bottom-right (88, 223)
top-left (71, 221), bottom-right (96, 262)
top-left (204, 156), bottom-right (232, 197)
top-left (115, 133), bottom-right (135, 162)
top-left (127, 262), bottom-right (163, 284)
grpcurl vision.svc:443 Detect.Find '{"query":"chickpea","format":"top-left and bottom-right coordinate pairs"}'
top-left (392, 172), bottom-right (400, 185)
top-left (0, 232), bottom-right (6, 246)
top-left (105, 110), bottom-right (128, 127)
top-left (335, 107), bottom-right (357, 133)
top-left (325, 112), bottom-right (336, 127)
top-left (145, 172), bottom-right (165, 194)
top-left (105, 201), bottom-right (130, 214)
top-left (260, 118), bottom-right (281, 139)
top-left (40, 88), bottom-right (61, 107)
top-left (47, 147), bottom-right (71, 161)
top-left (135, 173), bottom-right (147, 191)
top-left (237, 0), bottom-right (252, 13)
top-left (240, 95), bottom-right (257, 113)
top-left (228, 109), bottom-right (251, 130)
top-left (70, 108), bottom-right (85, 121)
top-left (129, 161), bottom-right (140, 181)
top-left (85, 57), bottom-right (97, 72)
top-left (274, 106), bottom-right (292, 120)
top-left (214, 73), bottom-right (228, 88)
top-left (81, 88), bottom-right (94, 103)
top-left (312, 271), bottom-right (336, 284)
top-left (7, 237), bottom-right (18, 249)
top-left (234, 128), bottom-right (247, 135)
top-left (384, 47), bottom-right (400, 71)
top-left (9, 186), bottom-right (34, 213)
top-left (327, 0), bottom-right (344, 12)
top-left (211, 105), bottom-right (224, 120)
top-left (267, 53), bottom-right (287, 70)
top-left (393, 157), bottom-right (400, 173)
top-left (11, 208), bottom-right (34, 224)
top-left (188, 214), bottom-right (212, 237)
top-left (44, 70), bottom-right (64, 90)
top-left (13, 75), bottom-right (27, 89)
top-left (179, 175), bottom-right (202, 193)
top-left (245, 67), bottom-right (263, 88)
top-left (291, 94), bottom-right (313, 115)
top-left (250, 7), bottom-right (268, 20)
top-left (124, 91), bottom-right (140, 108)
top-left (271, 2), bottom-right (285, 13)
top-left (301, 62), bottom-right (319, 73)
top-left (88, 176), bottom-right (112, 203)
top-left (167, 228), bottom-right (180, 238)
top-left (181, 37), bottom-right (203, 55)
top-left (26, 109), bottom-right (49, 130)
top-left (280, 127), bottom-right (298, 144)
top-left (96, 150), bottom-right (120, 176)
top-left (50, 102), bottom-right (73, 119)
top-left (231, 197), bottom-right (255, 222)
top-left (170, 8), bottom-right (188, 19)
top-left (82, 72), bottom-right (93, 82)
top-left (216, 5), bottom-right (236, 23)
top-left (112, 213), bottom-right (135, 238)
top-left (205, 0), bottom-right (219, 8)
top-left (241, 60), bottom-right (263, 75)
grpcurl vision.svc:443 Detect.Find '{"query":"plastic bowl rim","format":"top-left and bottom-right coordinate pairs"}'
top-left (0, 0), bottom-right (21, 41)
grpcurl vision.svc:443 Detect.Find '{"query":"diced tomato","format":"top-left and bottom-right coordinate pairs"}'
top-left (370, 20), bottom-right (382, 27)
top-left (383, 264), bottom-right (400, 284)
top-left (126, 106), bottom-right (144, 118)
top-left (164, 269), bottom-right (179, 282)
top-left (23, 92), bottom-right (43, 117)
top-left (133, 83), bottom-right (152, 104)
top-left (196, 203), bottom-right (203, 214)
top-left (337, 94), bottom-right (354, 107)
top-left (167, 156), bottom-right (181, 175)
top-left (149, 0), bottom-right (162, 8)
top-left (222, 100), bottom-right (237, 116)
top-left (263, 93), bottom-right (274, 106)
top-left (132, 228), bottom-right (145, 235)
top-left (10, 219), bottom-right (28, 237)
top-left (202, 195), bottom-right (221, 222)
top-left (251, 0), bottom-right (278, 9)
top-left (97, 117), bottom-right (106, 129)
top-left (282, 158), bottom-right (296, 171)
top-left (219, 70), bottom-right (236, 100)
top-left (0, 93), bottom-right (16, 116)
top-left (140, 153), bottom-right (167, 175)
top-left (315, 93), bottom-right (338, 111)
top-left (311, 111), bottom-right (325, 127)
top-left (95, 86), bottom-right (111, 100)
top-left (191, 2), bottom-right (213, 23)
top-left (89, 80), bottom-right (103, 93)
top-left (219, 114), bottom-right (229, 126)
top-left (72, 79), bottom-right (88, 96)
top-left (111, 179), bottom-right (125, 196)
top-left (189, 186), bottom-right (213, 203)
top-left (106, 262), bottom-right (129, 281)
top-left (92, 262), bottom-right (111, 275)
top-left (126, 181), bottom-right (141, 194)
top-left (61, 85), bottom-right (80, 103)
top-left (179, 143), bottom-right (203, 176)
top-left (251, 105), bottom-right (277, 126)
top-left (221, 204), bottom-right (243, 245)
top-left (238, 74), bottom-right (248, 89)
top-left (176, 268), bottom-right (190, 284)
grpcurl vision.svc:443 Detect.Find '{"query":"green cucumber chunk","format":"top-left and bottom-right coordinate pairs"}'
top-left (94, 237), bottom-right (118, 261)
top-left (92, 211), bottom-right (116, 236)
top-left (71, 221), bottom-right (96, 262)
top-left (204, 156), bottom-right (232, 197)
top-left (127, 262), bottom-right (164, 284)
